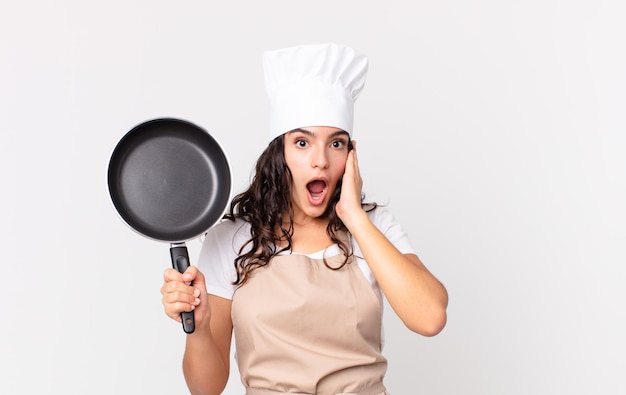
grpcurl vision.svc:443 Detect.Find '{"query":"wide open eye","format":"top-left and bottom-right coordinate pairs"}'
top-left (331, 139), bottom-right (348, 149)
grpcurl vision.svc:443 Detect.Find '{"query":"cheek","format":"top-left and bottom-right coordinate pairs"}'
top-left (331, 155), bottom-right (348, 175)
top-left (284, 152), bottom-right (302, 174)
top-left (336, 165), bottom-right (347, 179)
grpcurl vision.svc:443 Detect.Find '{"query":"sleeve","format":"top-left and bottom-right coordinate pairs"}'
top-left (366, 205), bottom-right (416, 255)
top-left (197, 219), bottom-right (249, 300)
top-left (352, 205), bottom-right (417, 288)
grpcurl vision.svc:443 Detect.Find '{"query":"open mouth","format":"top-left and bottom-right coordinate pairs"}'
top-left (306, 179), bottom-right (327, 203)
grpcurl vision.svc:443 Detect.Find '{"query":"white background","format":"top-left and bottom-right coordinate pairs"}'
top-left (1, 1), bottom-right (624, 394)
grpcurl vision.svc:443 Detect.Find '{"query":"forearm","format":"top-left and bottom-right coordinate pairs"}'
top-left (345, 210), bottom-right (448, 336)
top-left (182, 328), bottom-right (229, 395)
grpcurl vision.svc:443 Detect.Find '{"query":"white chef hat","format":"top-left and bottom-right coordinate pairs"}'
top-left (263, 43), bottom-right (368, 142)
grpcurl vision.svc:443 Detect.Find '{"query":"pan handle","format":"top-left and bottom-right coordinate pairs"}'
top-left (170, 243), bottom-right (195, 334)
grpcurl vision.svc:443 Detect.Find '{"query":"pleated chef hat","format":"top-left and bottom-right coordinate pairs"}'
top-left (263, 43), bottom-right (369, 142)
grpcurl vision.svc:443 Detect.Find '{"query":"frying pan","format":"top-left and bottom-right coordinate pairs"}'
top-left (107, 118), bottom-right (232, 334)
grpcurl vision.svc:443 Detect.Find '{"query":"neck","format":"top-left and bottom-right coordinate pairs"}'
top-left (279, 216), bottom-right (332, 254)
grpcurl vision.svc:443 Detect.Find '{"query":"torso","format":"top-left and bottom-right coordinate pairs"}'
top-left (231, 245), bottom-right (388, 395)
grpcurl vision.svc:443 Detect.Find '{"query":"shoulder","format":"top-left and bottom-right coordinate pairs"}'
top-left (198, 217), bottom-right (251, 272)
top-left (202, 218), bottom-right (251, 252)
top-left (210, 217), bottom-right (250, 235)
top-left (198, 218), bottom-right (250, 300)
top-left (365, 204), bottom-right (398, 231)
top-left (359, 204), bottom-right (416, 255)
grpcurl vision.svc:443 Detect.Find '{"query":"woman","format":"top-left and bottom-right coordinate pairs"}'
top-left (161, 43), bottom-right (448, 395)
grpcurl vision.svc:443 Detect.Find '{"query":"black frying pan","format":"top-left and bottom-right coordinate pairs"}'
top-left (107, 118), bottom-right (231, 334)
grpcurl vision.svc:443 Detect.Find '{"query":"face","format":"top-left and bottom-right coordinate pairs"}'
top-left (283, 126), bottom-right (350, 222)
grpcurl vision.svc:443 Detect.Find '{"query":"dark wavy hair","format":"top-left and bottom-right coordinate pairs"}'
top-left (224, 134), bottom-right (375, 286)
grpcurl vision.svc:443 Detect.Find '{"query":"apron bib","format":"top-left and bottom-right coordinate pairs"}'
top-left (232, 249), bottom-right (389, 395)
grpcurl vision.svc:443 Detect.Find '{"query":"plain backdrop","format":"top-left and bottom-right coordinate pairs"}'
top-left (1, 1), bottom-right (624, 394)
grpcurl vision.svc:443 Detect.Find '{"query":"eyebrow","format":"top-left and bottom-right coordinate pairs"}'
top-left (289, 128), bottom-right (350, 139)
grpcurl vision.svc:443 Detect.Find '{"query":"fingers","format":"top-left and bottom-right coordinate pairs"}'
top-left (342, 139), bottom-right (362, 194)
top-left (164, 265), bottom-right (201, 284)
top-left (161, 267), bottom-right (202, 322)
top-left (337, 139), bottom-right (365, 224)
top-left (345, 140), bottom-right (360, 177)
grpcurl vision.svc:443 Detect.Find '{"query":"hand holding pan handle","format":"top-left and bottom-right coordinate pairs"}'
top-left (170, 243), bottom-right (195, 333)
top-left (107, 118), bottom-right (232, 335)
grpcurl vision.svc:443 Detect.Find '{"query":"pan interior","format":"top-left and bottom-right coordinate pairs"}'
top-left (108, 119), bottom-right (231, 242)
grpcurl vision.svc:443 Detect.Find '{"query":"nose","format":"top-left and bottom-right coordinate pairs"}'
top-left (311, 146), bottom-right (329, 169)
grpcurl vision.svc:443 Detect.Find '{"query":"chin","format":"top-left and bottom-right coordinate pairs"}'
top-left (306, 206), bottom-right (329, 219)
top-left (295, 201), bottom-right (329, 219)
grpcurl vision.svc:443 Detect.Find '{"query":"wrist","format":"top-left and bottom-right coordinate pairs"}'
top-left (341, 208), bottom-right (369, 232)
